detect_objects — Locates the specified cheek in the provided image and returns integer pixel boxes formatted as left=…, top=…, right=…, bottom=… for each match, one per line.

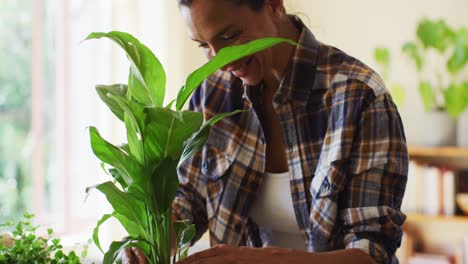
left=255, top=51, right=272, bottom=71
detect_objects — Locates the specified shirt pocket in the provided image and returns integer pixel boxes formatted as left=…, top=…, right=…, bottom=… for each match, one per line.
left=311, top=165, right=346, bottom=199
left=201, top=146, right=234, bottom=181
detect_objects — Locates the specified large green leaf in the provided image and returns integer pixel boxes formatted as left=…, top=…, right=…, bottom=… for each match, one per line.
left=114, top=212, right=147, bottom=239
left=128, top=240, right=151, bottom=259
left=448, top=28, right=468, bottom=75
left=103, top=237, right=150, bottom=264
left=171, top=220, right=194, bottom=261
left=109, top=95, right=147, bottom=164
left=417, top=19, right=454, bottom=52
left=126, top=178, right=150, bottom=203
left=103, top=239, right=132, bottom=264
left=402, top=42, right=423, bottom=71
left=144, top=107, right=203, bottom=162
left=108, top=168, right=128, bottom=190
left=165, top=99, right=176, bottom=109
left=179, top=224, right=195, bottom=249
left=96, top=84, right=128, bottom=121
left=86, top=31, right=166, bottom=107
left=89, top=127, right=142, bottom=185
left=151, top=158, right=180, bottom=214
left=179, top=110, right=245, bottom=165
left=86, top=181, right=148, bottom=238
left=444, top=83, right=468, bottom=119
left=93, top=213, right=113, bottom=253
left=176, top=37, right=297, bottom=110
left=419, top=81, right=437, bottom=112
left=103, top=237, right=151, bottom=264
left=173, top=220, right=191, bottom=241
left=170, top=220, right=195, bottom=262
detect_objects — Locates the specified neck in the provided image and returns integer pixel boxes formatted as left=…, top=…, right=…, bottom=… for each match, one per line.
left=264, top=16, right=300, bottom=95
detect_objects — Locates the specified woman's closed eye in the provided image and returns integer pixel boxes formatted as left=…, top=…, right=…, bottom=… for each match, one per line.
left=220, top=31, right=240, bottom=43
left=195, top=31, right=241, bottom=50
left=198, top=42, right=209, bottom=48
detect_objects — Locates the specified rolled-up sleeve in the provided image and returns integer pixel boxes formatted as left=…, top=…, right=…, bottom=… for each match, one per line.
left=340, top=93, right=408, bottom=264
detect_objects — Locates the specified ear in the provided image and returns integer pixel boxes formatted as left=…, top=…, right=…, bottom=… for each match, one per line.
left=265, top=0, right=285, bottom=16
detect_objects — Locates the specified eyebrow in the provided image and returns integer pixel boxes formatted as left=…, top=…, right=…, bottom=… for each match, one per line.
left=192, top=24, right=236, bottom=44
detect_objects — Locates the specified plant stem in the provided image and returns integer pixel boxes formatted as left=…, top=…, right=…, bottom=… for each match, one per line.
left=145, top=202, right=158, bottom=264
left=166, top=209, right=172, bottom=264
left=163, top=209, right=172, bottom=264
left=158, top=218, right=168, bottom=264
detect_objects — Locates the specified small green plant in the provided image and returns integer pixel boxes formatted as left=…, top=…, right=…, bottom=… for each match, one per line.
left=0, top=213, right=84, bottom=263
left=85, top=31, right=295, bottom=264
left=402, top=18, right=468, bottom=118
left=373, top=47, right=406, bottom=108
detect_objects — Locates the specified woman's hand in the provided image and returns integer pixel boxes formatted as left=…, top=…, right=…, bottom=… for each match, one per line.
left=176, top=244, right=310, bottom=264
left=175, top=245, right=376, bottom=264
left=122, top=247, right=147, bottom=264
left=1, top=233, right=14, bottom=248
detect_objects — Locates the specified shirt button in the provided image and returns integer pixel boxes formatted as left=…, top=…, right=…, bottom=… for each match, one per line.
left=202, top=162, right=208, bottom=172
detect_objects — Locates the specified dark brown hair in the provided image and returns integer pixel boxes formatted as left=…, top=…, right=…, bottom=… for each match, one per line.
left=178, top=0, right=266, bottom=12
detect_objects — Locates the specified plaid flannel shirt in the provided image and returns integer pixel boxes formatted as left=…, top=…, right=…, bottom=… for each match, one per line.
left=173, top=16, right=408, bottom=264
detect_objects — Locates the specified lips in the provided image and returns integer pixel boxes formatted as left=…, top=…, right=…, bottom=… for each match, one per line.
left=228, top=56, right=253, bottom=78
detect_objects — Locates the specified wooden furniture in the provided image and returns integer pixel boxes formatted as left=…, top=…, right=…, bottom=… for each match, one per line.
left=408, top=146, right=468, bottom=170
left=400, top=146, right=468, bottom=263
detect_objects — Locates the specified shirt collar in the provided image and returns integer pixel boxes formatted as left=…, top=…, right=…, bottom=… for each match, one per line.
left=276, top=15, right=323, bottom=105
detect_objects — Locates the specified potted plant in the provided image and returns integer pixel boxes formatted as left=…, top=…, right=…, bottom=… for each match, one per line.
left=401, top=18, right=468, bottom=146
left=85, top=31, right=295, bottom=264
left=373, top=47, right=405, bottom=109
left=0, top=213, right=86, bottom=263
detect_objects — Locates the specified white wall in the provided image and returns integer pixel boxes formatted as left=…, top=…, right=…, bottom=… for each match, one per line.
left=134, top=0, right=468, bottom=145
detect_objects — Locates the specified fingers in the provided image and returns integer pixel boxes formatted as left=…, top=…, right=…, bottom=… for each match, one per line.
left=177, top=245, right=231, bottom=264
left=132, top=247, right=148, bottom=264
left=122, top=247, right=147, bottom=264
left=122, top=248, right=135, bottom=264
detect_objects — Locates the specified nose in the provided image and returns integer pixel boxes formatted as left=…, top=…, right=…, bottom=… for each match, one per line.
left=206, top=45, right=231, bottom=71
left=207, top=49, right=215, bottom=60
left=207, top=42, right=228, bottom=59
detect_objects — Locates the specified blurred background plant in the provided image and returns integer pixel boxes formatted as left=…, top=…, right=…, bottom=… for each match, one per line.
left=373, top=47, right=406, bottom=108
left=0, top=0, right=33, bottom=223
left=402, top=18, right=468, bottom=119
left=0, top=213, right=87, bottom=263
left=374, top=18, right=468, bottom=118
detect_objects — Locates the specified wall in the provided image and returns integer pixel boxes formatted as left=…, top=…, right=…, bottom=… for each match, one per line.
left=142, top=0, right=468, bottom=145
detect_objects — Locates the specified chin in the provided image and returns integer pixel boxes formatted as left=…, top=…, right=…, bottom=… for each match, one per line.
left=240, top=76, right=263, bottom=86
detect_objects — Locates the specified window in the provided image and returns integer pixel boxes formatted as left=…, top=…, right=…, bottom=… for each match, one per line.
left=0, top=0, right=35, bottom=222
left=1, top=0, right=198, bottom=259
left=0, top=0, right=111, bottom=234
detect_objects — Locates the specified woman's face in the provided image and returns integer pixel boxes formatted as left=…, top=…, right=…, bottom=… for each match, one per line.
left=181, top=0, right=280, bottom=86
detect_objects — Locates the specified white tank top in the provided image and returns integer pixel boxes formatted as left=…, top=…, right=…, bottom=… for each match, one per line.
left=249, top=172, right=306, bottom=250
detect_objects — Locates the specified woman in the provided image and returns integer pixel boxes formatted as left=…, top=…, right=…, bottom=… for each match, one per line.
left=124, top=0, right=408, bottom=263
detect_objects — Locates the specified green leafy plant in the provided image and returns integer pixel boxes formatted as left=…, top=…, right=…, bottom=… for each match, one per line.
left=373, top=47, right=406, bottom=108
left=402, top=18, right=468, bottom=118
left=0, top=213, right=85, bottom=263
left=85, top=31, right=295, bottom=264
